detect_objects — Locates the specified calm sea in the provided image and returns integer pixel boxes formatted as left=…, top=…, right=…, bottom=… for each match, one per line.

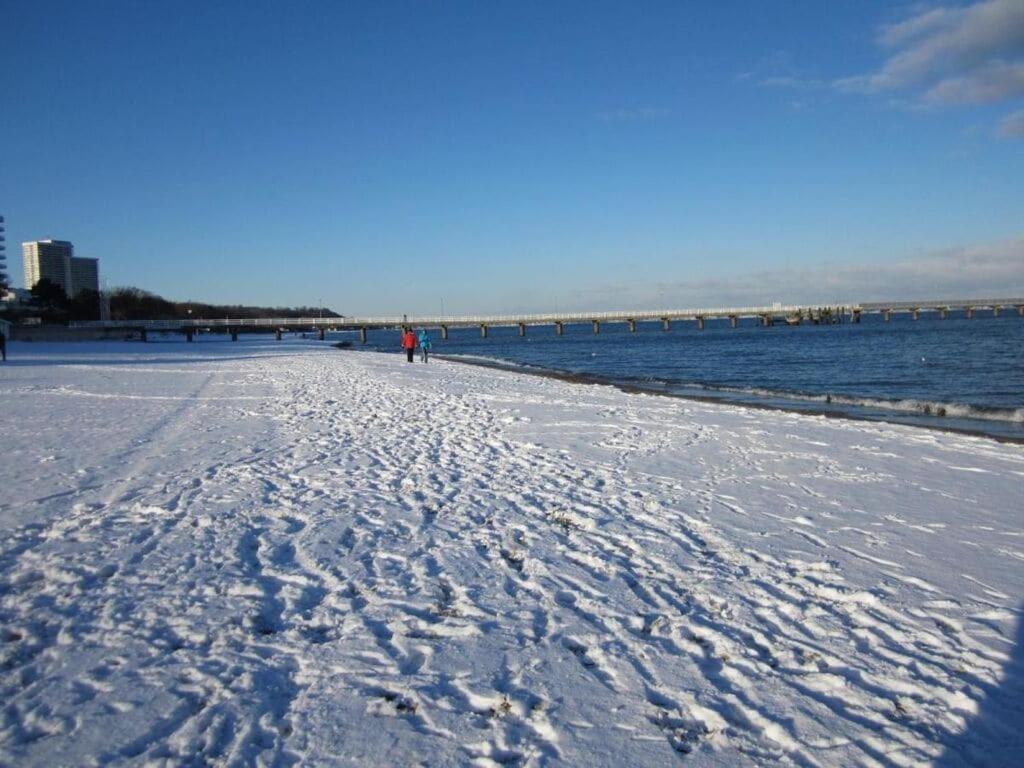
left=347, top=311, right=1024, bottom=440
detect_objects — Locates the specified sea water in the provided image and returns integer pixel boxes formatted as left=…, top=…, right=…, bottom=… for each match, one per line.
left=349, top=311, right=1024, bottom=440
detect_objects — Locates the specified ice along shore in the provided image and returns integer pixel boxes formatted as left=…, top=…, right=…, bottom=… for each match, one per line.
left=1, top=340, right=1022, bottom=766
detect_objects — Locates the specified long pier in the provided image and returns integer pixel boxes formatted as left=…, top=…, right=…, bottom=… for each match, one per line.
left=72, top=297, right=1024, bottom=342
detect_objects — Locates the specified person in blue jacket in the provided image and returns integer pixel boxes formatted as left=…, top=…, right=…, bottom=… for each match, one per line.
left=417, top=329, right=432, bottom=363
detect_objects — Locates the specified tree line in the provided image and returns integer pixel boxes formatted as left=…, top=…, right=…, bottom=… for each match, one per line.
left=2, top=279, right=341, bottom=323
left=105, top=286, right=341, bottom=321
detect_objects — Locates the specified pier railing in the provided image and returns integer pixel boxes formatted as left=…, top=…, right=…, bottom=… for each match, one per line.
left=75, top=304, right=835, bottom=330
left=68, top=297, right=1024, bottom=339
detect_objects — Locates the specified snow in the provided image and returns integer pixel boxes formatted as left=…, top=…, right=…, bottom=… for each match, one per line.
left=1, top=339, right=1022, bottom=767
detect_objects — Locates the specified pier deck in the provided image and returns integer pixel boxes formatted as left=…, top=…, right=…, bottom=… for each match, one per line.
left=68, top=297, right=1024, bottom=341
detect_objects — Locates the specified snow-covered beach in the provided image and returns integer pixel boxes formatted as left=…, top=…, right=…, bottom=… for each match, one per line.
left=1, top=340, right=1022, bottom=766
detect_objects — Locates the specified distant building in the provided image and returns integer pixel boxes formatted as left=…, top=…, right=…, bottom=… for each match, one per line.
left=0, top=215, right=7, bottom=288
left=22, top=240, right=100, bottom=297
left=23, top=240, right=74, bottom=294
left=70, top=257, right=99, bottom=295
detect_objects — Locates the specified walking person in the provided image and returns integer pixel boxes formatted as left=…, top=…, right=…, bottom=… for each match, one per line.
left=401, top=327, right=417, bottom=362
left=418, top=329, right=432, bottom=363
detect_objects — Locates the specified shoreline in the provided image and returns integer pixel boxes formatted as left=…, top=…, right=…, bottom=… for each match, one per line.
left=5, top=336, right=1021, bottom=445
left=435, top=353, right=1024, bottom=446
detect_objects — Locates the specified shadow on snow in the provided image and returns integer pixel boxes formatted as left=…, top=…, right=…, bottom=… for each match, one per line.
left=934, top=608, right=1024, bottom=766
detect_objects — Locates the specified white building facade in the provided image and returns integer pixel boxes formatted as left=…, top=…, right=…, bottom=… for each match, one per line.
left=22, top=240, right=100, bottom=297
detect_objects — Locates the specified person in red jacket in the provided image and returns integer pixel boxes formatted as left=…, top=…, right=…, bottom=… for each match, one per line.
left=401, top=328, right=417, bottom=362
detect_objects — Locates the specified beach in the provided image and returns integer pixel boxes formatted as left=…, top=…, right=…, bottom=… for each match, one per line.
left=1, top=340, right=1022, bottom=766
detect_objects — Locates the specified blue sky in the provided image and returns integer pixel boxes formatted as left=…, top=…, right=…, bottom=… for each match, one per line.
left=2, top=0, right=1022, bottom=314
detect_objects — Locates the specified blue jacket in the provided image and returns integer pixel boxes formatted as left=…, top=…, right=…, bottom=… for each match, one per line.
left=417, top=331, right=432, bottom=350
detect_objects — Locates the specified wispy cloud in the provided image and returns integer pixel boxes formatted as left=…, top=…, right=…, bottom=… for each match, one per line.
left=921, top=61, right=1024, bottom=105
left=759, top=76, right=825, bottom=90
left=598, top=107, right=671, bottom=123
left=737, top=51, right=826, bottom=93
left=571, top=237, right=1024, bottom=310
left=998, top=108, right=1024, bottom=136
left=834, top=0, right=1024, bottom=135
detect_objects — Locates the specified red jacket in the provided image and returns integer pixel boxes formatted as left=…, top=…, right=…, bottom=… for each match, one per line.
left=401, top=330, right=417, bottom=349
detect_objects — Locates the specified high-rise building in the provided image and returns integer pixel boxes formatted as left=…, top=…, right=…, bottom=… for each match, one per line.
left=22, top=240, right=100, bottom=297
left=0, top=215, right=7, bottom=289
left=69, top=257, right=100, bottom=296
left=23, top=240, right=74, bottom=294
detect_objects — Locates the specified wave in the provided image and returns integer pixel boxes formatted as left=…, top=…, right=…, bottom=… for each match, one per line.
left=444, top=353, right=561, bottom=373
left=676, top=383, right=1024, bottom=424
left=442, top=354, right=1024, bottom=425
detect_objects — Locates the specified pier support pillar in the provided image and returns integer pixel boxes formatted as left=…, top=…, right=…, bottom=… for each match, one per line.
left=661, top=317, right=671, bottom=331
left=851, top=310, right=861, bottom=324
left=883, top=310, right=891, bottom=322
left=231, top=329, right=238, bottom=341
left=992, top=306, right=1001, bottom=318
left=939, top=308, right=948, bottom=320
left=360, top=327, right=367, bottom=344
left=555, top=322, right=564, bottom=336
left=696, top=316, right=705, bottom=331
left=480, top=324, right=488, bottom=339
left=440, top=325, right=448, bottom=340
left=730, top=315, right=738, bottom=328
left=965, top=307, right=974, bottom=319
left=519, top=322, right=526, bottom=337
left=628, top=319, right=636, bottom=333
left=275, top=329, right=282, bottom=340
left=592, top=320, right=600, bottom=334
left=318, top=328, right=326, bottom=341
